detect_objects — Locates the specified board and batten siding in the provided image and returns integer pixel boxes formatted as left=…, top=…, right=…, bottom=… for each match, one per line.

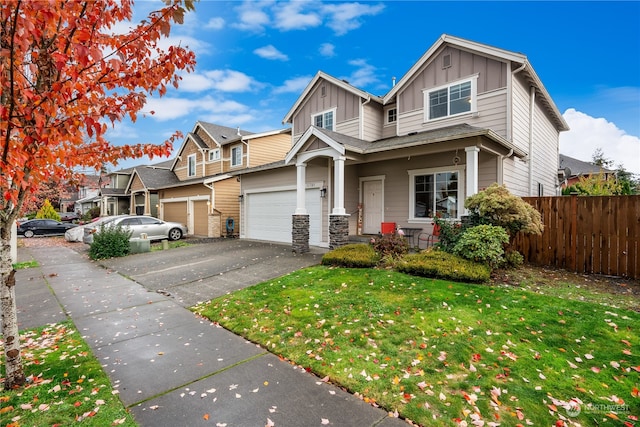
left=292, top=79, right=361, bottom=135
left=478, top=151, right=498, bottom=190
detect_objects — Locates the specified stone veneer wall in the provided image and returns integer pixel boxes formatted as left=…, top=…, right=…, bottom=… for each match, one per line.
left=209, top=211, right=221, bottom=238
left=292, top=214, right=309, bottom=253
left=329, top=214, right=349, bottom=249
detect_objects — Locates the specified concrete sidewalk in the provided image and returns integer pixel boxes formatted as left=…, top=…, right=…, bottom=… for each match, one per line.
left=12, top=245, right=407, bottom=427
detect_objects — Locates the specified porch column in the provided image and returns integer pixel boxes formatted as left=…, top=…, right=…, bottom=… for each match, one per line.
left=332, top=155, right=346, bottom=215
left=465, top=146, right=480, bottom=198
left=295, top=163, right=307, bottom=214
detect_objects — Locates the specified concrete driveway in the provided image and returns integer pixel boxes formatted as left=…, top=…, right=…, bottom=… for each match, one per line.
left=99, top=239, right=325, bottom=307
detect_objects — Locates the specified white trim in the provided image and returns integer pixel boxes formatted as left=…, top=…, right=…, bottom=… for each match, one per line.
left=407, top=166, right=465, bottom=223
left=384, top=106, right=397, bottom=125
left=208, top=148, right=220, bottom=162
left=187, top=154, right=196, bottom=177
left=423, top=75, right=478, bottom=122
left=230, top=144, right=243, bottom=167
left=311, top=107, right=337, bottom=131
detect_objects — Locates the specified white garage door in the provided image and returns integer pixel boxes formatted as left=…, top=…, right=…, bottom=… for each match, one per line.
left=246, top=188, right=321, bottom=245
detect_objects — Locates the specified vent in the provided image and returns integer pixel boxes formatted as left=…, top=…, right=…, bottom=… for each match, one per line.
left=442, top=54, right=451, bottom=69
left=321, top=85, right=326, bottom=97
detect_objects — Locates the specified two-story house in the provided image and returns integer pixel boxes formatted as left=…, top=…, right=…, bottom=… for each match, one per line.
left=156, top=121, right=292, bottom=237
left=237, top=34, right=569, bottom=251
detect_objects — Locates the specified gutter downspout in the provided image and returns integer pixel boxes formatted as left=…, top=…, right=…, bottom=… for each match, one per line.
left=203, top=180, right=215, bottom=214
left=528, top=86, right=536, bottom=196
left=360, top=96, right=371, bottom=140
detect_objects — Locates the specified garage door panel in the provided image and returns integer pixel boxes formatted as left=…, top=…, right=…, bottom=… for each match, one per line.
left=246, top=189, right=320, bottom=245
left=164, top=202, right=187, bottom=227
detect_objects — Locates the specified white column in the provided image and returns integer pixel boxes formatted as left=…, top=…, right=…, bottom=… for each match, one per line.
left=332, top=156, right=346, bottom=215
left=465, top=146, right=479, bottom=198
left=295, top=163, right=307, bottom=214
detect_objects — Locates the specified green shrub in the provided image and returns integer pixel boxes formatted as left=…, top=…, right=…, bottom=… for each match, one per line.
left=322, top=244, right=380, bottom=268
left=452, top=224, right=509, bottom=268
left=35, top=199, right=60, bottom=221
left=465, top=183, right=543, bottom=235
left=503, top=249, right=524, bottom=269
left=89, top=225, right=132, bottom=260
left=371, top=233, right=409, bottom=258
left=397, top=250, right=490, bottom=283
left=433, top=217, right=465, bottom=253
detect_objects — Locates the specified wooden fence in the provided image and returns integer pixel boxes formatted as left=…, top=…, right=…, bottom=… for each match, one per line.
left=511, top=195, right=640, bottom=279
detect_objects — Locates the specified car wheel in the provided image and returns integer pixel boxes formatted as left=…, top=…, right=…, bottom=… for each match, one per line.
left=24, top=230, right=34, bottom=238
left=168, top=228, right=182, bottom=241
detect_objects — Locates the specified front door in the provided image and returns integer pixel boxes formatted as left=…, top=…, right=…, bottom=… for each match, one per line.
left=362, top=180, right=383, bottom=234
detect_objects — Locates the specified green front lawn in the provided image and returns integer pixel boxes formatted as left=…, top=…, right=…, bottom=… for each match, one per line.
left=193, top=266, right=639, bottom=427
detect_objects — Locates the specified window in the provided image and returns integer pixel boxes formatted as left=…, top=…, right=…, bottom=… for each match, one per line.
left=312, top=109, right=335, bottom=131
left=208, top=149, right=220, bottom=161
left=408, top=168, right=462, bottom=220
left=187, top=154, right=196, bottom=177
left=231, top=145, right=242, bottom=167
left=424, top=77, right=476, bottom=121
left=386, top=108, right=397, bottom=124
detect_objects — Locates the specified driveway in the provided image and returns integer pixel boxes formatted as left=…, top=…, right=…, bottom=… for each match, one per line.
left=99, top=239, right=326, bottom=307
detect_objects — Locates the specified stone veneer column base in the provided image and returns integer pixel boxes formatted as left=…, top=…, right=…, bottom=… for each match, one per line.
left=292, top=214, right=309, bottom=254
left=209, top=212, right=221, bottom=238
left=329, top=214, right=349, bottom=250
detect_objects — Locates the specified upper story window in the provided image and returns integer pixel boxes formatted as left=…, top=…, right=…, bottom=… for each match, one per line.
left=231, top=145, right=242, bottom=167
left=386, top=107, right=397, bottom=124
left=187, top=154, right=196, bottom=177
left=312, top=109, right=335, bottom=131
left=209, top=149, right=220, bottom=161
left=408, top=167, right=463, bottom=221
left=424, top=76, right=477, bottom=121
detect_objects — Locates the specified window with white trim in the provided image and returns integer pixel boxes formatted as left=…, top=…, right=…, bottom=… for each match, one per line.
left=231, top=145, right=242, bottom=167
left=187, top=154, right=196, bottom=177
left=385, top=107, right=397, bottom=124
left=312, top=109, right=335, bottom=131
left=208, top=149, right=220, bottom=161
left=424, top=77, right=477, bottom=121
left=408, top=167, right=462, bottom=220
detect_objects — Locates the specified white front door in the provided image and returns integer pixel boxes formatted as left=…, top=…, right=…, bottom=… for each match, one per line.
left=362, top=180, right=383, bottom=234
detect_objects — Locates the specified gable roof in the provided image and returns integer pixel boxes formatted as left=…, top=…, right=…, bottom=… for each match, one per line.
left=385, top=34, right=568, bottom=132
left=282, top=71, right=383, bottom=124
left=125, top=166, right=181, bottom=193
left=559, top=154, right=614, bottom=177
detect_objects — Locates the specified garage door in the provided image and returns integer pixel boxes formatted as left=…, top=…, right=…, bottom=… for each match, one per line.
left=163, top=202, right=188, bottom=230
left=246, top=188, right=321, bottom=245
left=193, top=200, right=209, bottom=236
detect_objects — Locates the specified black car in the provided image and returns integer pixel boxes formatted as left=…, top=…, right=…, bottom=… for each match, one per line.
left=17, top=219, right=78, bottom=238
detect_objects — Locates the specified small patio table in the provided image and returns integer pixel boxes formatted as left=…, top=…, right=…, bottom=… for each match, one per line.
left=399, top=227, right=422, bottom=249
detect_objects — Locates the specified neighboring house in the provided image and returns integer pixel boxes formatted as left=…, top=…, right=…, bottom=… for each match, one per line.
left=155, top=122, right=292, bottom=237
left=558, top=153, right=616, bottom=189
left=74, top=174, right=104, bottom=214
left=237, top=34, right=569, bottom=251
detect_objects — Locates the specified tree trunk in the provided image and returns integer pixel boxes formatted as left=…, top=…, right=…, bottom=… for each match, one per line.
left=1, top=224, right=25, bottom=389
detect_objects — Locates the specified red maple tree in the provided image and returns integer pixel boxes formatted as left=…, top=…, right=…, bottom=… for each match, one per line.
left=0, top=0, right=196, bottom=388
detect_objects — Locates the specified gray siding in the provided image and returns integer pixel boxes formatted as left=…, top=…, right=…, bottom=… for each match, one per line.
left=362, top=102, right=383, bottom=141
left=292, top=79, right=361, bottom=136
left=511, top=74, right=532, bottom=154
left=336, top=118, right=360, bottom=139
left=531, top=101, right=561, bottom=195
left=478, top=151, right=498, bottom=189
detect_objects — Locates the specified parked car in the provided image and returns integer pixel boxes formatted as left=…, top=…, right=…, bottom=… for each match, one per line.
left=17, top=219, right=78, bottom=238
left=58, top=212, right=79, bottom=222
left=83, top=215, right=187, bottom=244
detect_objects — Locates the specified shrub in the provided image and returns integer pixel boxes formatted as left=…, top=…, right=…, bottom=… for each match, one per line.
left=452, top=224, right=509, bottom=269
left=433, top=217, right=465, bottom=253
left=464, top=183, right=543, bottom=235
left=322, top=244, right=380, bottom=268
left=371, top=233, right=409, bottom=258
left=35, top=199, right=60, bottom=221
left=397, top=250, right=490, bottom=283
left=89, top=225, right=132, bottom=260
left=503, top=249, right=524, bottom=269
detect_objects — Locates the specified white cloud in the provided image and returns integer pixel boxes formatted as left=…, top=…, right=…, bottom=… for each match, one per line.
left=560, top=108, right=640, bottom=175
left=254, top=45, right=288, bottom=61
left=204, top=16, right=225, bottom=30
left=232, top=1, right=271, bottom=32
left=273, top=1, right=321, bottom=31
left=321, top=2, right=385, bottom=35
left=179, top=70, right=258, bottom=93
left=143, top=96, right=249, bottom=121
left=341, top=59, right=379, bottom=87
left=319, top=43, right=335, bottom=57
left=273, top=76, right=313, bottom=94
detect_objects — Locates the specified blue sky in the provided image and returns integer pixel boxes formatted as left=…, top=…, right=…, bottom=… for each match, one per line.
left=106, top=1, right=640, bottom=174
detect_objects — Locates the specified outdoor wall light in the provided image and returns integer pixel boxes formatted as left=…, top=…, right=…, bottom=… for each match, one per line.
left=238, top=194, right=244, bottom=202
left=320, top=188, right=327, bottom=198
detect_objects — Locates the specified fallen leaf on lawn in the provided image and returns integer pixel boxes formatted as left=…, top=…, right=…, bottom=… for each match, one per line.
left=203, top=414, right=210, bottom=420
left=265, top=418, right=275, bottom=427
left=591, top=366, right=601, bottom=373
left=0, top=406, right=14, bottom=414
left=321, top=419, right=330, bottom=425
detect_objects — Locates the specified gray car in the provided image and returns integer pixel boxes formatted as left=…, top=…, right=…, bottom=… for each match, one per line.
left=83, top=215, right=187, bottom=244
